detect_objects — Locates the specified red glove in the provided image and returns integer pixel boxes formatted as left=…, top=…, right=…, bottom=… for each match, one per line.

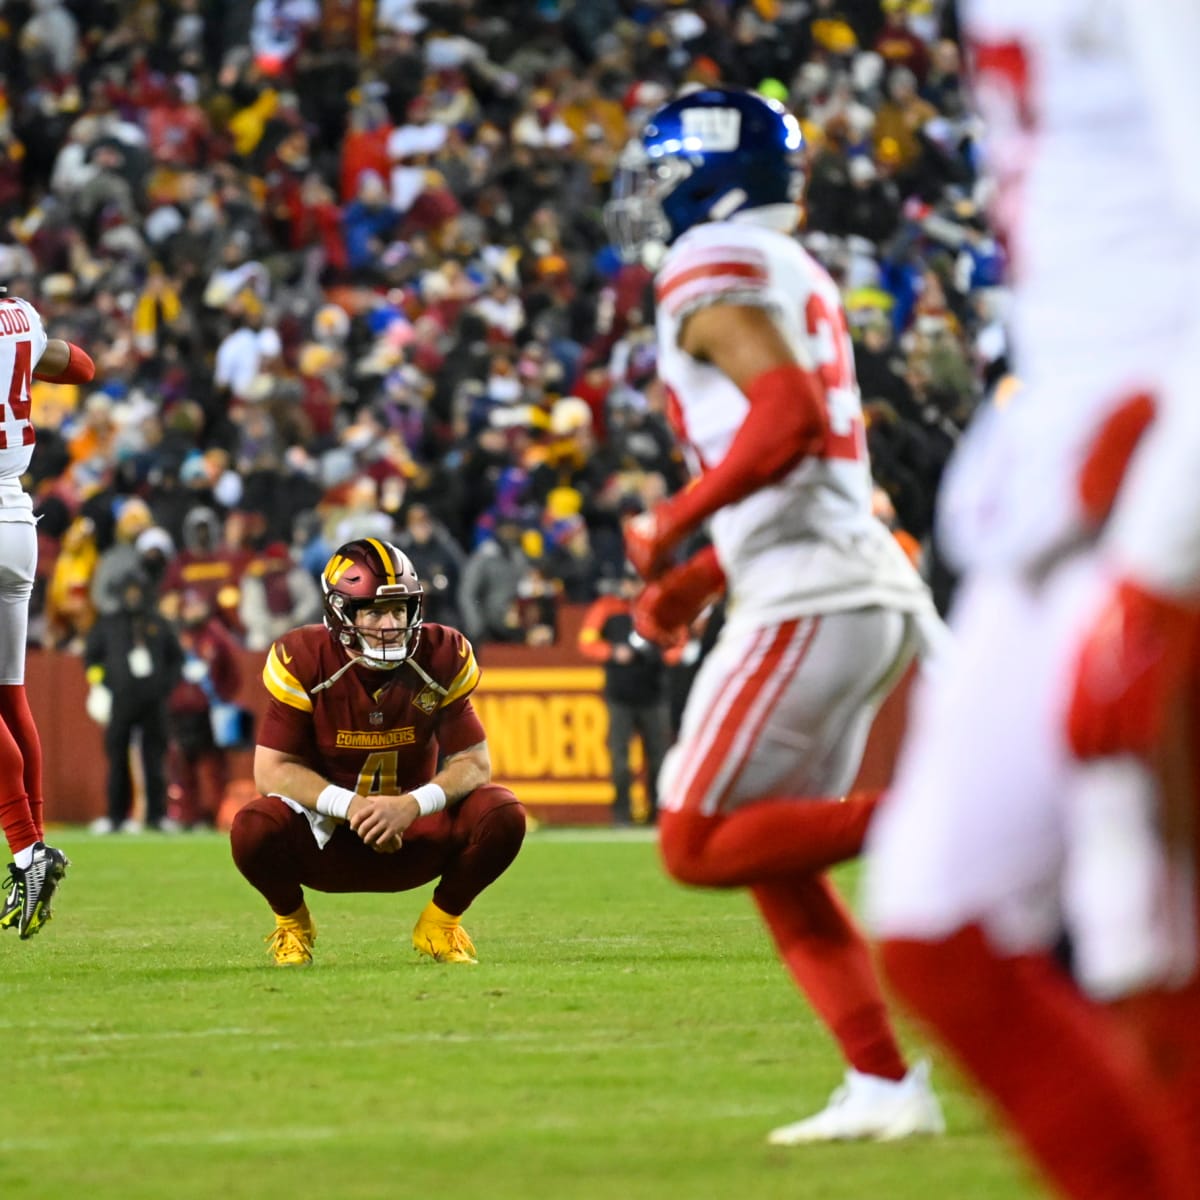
left=633, top=545, right=726, bottom=645
left=1067, top=578, right=1200, bottom=759
left=623, top=495, right=691, bottom=581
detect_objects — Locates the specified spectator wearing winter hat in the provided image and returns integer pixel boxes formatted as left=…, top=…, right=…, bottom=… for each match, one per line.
left=874, top=2, right=930, bottom=82
left=235, top=510, right=322, bottom=653
left=212, top=288, right=283, bottom=405
left=45, top=516, right=99, bottom=652
left=544, top=514, right=601, bottom=604
left=134, top=525, right=176, bottom=596
left=459, top=515, right=538, bottom=647
left=393, top=502, right=466, bottom=628
left=91, top=497, right=155, bottom=617
left=160, top=506, right=247, bottom=632
left=341, top=169, right=400, bottom=279
left=873, top=67, right=937, bottom=175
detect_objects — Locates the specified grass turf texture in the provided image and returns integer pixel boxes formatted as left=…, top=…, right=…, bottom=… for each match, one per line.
left=0, top=829, right=1041, bottom=1200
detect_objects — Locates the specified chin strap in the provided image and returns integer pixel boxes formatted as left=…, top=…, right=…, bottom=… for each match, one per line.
left=310, top=633, right=435, bottom=698
left=310, top=655, right=362, bottom=695
left=404, top=656, right=448, bottom=700
left=311, top=645, right=425, bottom=697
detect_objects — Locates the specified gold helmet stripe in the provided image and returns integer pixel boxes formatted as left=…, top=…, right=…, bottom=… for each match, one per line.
left=325, top=554, right=353, bottom=586
left=365, top=538, right=397, bottom=586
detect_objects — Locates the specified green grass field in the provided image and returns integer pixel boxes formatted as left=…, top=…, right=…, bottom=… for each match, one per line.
left=0, top=828, right=1041, bottom=1200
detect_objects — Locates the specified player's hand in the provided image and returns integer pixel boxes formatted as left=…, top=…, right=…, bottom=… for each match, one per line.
left=633, top=545, right=726, bottom=645
left=1067, top=579, right=1200, bottom=759
left=633, top=582, right=684, bottom=645
left=349, top=793, right=420, bottom=848
left=624, top=499, right=688, bottom=581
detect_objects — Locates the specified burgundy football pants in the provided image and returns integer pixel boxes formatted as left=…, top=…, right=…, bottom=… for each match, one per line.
left=230, top=785, right=526, bottom=917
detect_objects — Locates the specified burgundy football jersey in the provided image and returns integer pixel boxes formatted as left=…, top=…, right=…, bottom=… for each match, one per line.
left=259, top=621, right=484, bottom=795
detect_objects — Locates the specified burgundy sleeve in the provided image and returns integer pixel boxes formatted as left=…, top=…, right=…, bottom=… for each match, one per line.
left=436, top=699, right=486, bottom=756
left=257, top=698, right=314, bottom=758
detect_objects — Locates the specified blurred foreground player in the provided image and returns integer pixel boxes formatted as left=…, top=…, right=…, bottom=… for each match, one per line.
left=231, top=539, right=526, bottom=965
left=0, top=287, right=94, bottom=938
left=866, top=4, right=1200, bottom=1197
left=606, top=88, right=945, bottom=1143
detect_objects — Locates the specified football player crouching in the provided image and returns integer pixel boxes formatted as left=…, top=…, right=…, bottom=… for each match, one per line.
left=230, top=538, right=526, bottom=966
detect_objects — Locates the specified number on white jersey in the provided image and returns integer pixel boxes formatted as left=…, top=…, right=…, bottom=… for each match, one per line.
left=0, top=329, right=34, bottom=450
left=804, top=293, right=865, bottom=462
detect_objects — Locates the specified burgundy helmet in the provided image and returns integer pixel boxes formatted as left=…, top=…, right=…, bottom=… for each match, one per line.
left=320, top=538, right=424, bottom=667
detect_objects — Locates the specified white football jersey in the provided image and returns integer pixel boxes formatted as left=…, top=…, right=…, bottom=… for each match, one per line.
left=942, top=0, right=1200, bottom=590
left=0, top=295, right=46, bottom=499
left=654, top=219, right=931, bottom=630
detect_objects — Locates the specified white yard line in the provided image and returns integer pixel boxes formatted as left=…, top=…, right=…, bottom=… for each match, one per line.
left=0, top=1102, right=789, bottom=1154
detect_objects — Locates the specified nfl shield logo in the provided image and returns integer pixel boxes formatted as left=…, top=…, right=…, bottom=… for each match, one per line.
left=369, top=710, right=384, bottom=726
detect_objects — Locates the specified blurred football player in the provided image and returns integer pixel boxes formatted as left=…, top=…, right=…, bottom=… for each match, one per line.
left=0, top=287, right=94, bottom=938
left=866, top=4, right=1200, bottom=1197
left=231, top=538, right=526, bottom=966
left=605, top=88, right=945, bottom=1143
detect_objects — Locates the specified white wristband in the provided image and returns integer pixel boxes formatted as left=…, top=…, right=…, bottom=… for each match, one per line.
left=315, top=785, right=357, bottom=819
left=411, top=783, right=447, bottom=817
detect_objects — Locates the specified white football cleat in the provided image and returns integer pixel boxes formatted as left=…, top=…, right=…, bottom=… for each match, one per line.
left=768, top=1059, right=945, bottom=1145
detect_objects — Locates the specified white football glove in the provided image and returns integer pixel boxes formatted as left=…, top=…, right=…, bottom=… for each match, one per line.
left=86, top=683, right=113, bottom=727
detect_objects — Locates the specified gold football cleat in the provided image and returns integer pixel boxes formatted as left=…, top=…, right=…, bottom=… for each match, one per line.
left=266, top=905, right=317, bottom=967
left=412, top=900, right=477, bottom=964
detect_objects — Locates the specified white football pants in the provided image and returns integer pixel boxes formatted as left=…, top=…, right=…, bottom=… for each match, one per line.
left=660, top=606, right=920, bottom=816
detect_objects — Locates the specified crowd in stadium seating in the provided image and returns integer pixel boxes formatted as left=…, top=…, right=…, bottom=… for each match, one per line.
left=0, top=0, right=1004, bottom=653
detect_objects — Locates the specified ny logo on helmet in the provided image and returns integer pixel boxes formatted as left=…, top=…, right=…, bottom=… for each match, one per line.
left=681, top=107, right=741, bottom=151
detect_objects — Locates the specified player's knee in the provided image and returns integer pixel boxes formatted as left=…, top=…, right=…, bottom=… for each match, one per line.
left=473, top=786, right=527, bottom=851
left=229, top=796, right=291, bottom=875
left=658, top=808, right=713, bottom=886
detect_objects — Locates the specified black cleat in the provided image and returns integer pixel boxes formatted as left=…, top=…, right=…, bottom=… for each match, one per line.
left=12, top=842, right=70, bottom=939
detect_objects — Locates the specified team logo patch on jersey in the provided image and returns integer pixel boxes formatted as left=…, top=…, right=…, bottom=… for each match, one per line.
left=369, top=710, right=384, bottom=726
left=414, top=687, right=440, bottom=714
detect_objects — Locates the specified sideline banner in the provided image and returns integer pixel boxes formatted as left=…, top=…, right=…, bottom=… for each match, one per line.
left=474, top=667, right=624, bottom=815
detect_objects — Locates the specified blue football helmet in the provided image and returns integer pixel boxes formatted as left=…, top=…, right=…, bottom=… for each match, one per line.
left=605, top=87, right=804, bottom=267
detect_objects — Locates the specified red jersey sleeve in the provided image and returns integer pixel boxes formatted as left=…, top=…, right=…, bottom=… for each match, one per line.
left=423, top=625, right=486, bottom=754
left=257, top=633, right=317, bottom=756
left=438, top=699, right=486, bottom=756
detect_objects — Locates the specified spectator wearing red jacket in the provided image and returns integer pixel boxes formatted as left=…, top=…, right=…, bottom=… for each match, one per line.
left=167, top=590, right=244, bottom=829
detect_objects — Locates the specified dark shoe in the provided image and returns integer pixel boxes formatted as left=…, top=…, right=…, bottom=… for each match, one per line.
left=0, top=865, right=20, bottom=932
left=13, top=842, right=71, bottom=939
